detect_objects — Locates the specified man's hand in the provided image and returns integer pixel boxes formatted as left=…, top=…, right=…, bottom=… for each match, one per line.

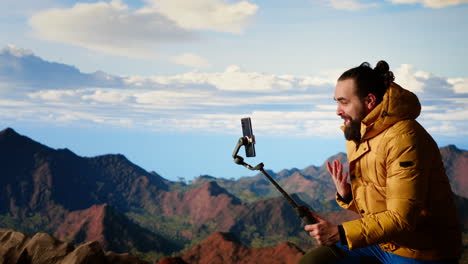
left=304, top=212, right=340, bottom=246
left=327, top=160, right=351, bottom=199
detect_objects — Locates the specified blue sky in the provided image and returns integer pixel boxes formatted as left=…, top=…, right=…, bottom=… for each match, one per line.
left=1, top=0, right=467, bottom=181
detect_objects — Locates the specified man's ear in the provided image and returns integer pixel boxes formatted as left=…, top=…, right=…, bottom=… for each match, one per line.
left=364, top=93, right=377, bottom=112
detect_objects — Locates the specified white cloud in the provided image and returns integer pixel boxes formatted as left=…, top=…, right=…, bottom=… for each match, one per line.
left=316, top=104, right=337, bottom=110
left=28, top=0, right=258, bottom=57
left=386, top=0, right=468, bottom=8
left=81, top=89, right=133, bottom=104
left=328, top=0, right=379, bottom=10
left=1, top=45, right=33, bottom=57
left=394, top=64, right=425, bottom=93
left=1, top=50, right=467, bottom=137
left=423, top=109, right=468, bottom=121
left=325, top=0, right=468, bottom=10
left=28, top=0, right=196, bottom=57
left=426, top=122, right=463, bottom=136
left=170, top=53, right=210, bottom=68
left=448, top=78, right=468, bottom=94
left=28, top=90, right=79, bottom=101
left=393, top=64, right=467, bottom=99
left=146, top=0, right=258, bottom=33
left=123, top=65, right=335, bottom=93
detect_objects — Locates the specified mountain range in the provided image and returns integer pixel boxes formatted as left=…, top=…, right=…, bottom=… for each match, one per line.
left=0, top=127, right=466, bottom=263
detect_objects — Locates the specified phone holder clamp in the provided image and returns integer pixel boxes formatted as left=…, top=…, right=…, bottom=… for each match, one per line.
left=232, top=137, right=264, bottom=171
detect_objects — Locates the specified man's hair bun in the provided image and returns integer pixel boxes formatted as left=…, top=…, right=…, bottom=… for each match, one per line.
left=374, top=60, right=394, bottom=89
left=338, top=60, right=394, bottom=104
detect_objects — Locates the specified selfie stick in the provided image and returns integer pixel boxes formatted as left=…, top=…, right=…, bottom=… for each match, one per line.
left=232, top=137, right=318, bottom=225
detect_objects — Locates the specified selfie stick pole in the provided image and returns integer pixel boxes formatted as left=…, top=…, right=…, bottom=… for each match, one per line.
left=232, top=137, right=318, bottom=225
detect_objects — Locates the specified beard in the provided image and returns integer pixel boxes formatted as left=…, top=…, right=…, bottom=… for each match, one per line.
left=344, top=119, right=362, bottom=144
left=343, top=108, right=366, bottom=144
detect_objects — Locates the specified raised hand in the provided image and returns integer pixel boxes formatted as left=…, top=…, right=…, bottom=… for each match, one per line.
left=326, top=159, right=351, bottom=199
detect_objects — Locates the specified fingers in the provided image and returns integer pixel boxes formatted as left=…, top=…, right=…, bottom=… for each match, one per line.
left=304, top=223, right=333, bottom=246
left=304, top=223, right=316, bottom=232
left=343, top=172, right=349, bottom=182
left=326, top=161, right=333, bottom=175
left=308, top=210, right=323, bottom=221
left=327, top=160, right=339, bottom=177
left=336, top=160, right=342, bottom=177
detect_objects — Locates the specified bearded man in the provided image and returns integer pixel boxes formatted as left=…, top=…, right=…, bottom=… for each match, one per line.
left=298, top=61, right=462, bottom=264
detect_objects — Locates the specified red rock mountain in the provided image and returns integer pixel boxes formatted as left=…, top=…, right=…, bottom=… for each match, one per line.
left=440, top=145, right=468, bottom=198
left=158, top=232, right=304, bottom=264
left=0, top=127, right=169, bottom=216
left=0, top=127, right=466, bottom=263
left=160, top=181, right=245, bottom=231
left=54, top=203, right=178, bottom=254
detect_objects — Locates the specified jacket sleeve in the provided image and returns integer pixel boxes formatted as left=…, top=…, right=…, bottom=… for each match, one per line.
left=335, top=191, right=358, bottom=213
left=342, top=132, right=428, bottom=249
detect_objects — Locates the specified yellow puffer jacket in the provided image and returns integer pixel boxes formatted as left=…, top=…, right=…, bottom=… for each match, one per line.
left=337, top=83, right=462, bottom=260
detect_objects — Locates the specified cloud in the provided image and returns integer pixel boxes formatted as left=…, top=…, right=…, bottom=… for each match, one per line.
left=394, top=64, right=425, bottom=93
left=448, top=78, right=468, bottom=94
left=328, top=0, right=379, bottom=10
left=170, top=53, right=210, bottom=68
left=29, top=0, right=196, bottom=57
left=146, top=0, right=258, bottom=33
left=426, top=122, right=459, bottom=136
left=393, top=64, right=468, bottom=98
left=324, top=0, right=467, bottom=10
left=28, top=0, right=257, bottom=58
left=386, top=0, right=468, bottom=8
left=124, top=65, right=335, bottom=93
left=1, top=45, right=33, bottom=57
left=1, top=47, right=467, bottom=137
left=0, top=45, right=124, bottom=90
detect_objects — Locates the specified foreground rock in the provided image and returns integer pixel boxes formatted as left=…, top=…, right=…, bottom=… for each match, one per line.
left=0, top=229, right=148, bottom=264
left=158, top=232, right=304, bottom=264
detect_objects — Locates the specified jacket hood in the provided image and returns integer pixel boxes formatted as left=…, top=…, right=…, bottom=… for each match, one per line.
left=361, top=82, right=421, bottom=140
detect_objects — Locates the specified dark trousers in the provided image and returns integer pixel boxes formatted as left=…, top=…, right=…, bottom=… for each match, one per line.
left=297, top=243, right=458, bottom=264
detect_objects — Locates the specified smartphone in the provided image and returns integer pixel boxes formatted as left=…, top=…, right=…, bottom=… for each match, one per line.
left=241, top=117, right=256, bottom=157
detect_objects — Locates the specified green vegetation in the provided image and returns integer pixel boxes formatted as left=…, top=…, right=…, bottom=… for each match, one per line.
left=125, top=211, right=192, bottom=247
left=0, top=213, right=52, bottom=236
left=129, top=248, right=166, bottom=262
left=461, top=232, right=468, bottom=264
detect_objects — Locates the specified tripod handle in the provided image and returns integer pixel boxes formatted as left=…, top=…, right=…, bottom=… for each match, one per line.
left=295, top=205, right=318, bottom=224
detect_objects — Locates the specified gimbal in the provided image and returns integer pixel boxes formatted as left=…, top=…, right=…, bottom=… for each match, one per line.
left=232, top=136, right=317, bottom=225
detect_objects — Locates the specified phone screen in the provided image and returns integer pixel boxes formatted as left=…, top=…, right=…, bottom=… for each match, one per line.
left=241, top=117, right=256, bottom=157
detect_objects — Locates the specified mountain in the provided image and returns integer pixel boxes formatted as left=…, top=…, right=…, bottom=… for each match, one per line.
left=0, top=127, right=168, bottom=216
left=230, top=195, right=307, bottom=247
left=0, top=128, right=179, bottom=256
left=0, top=228, right=148, bottom=264
left=158, top=232, right=304, bottom=264
left=54, top=204, right=179, bottom=254
left=186, top=151, right=348, bottom=209
left=230, top=194, right=359, bottom=248
left=439, top=145, right=468, bottom=198
left=0, top=127, right=466, bottom=262
left=1, top=127, right=253, bottom=254
left=160, top=181, right=244, bottom=230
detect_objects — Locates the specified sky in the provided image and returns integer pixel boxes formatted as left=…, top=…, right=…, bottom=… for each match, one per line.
left=1, top=0, right=467, bottom=182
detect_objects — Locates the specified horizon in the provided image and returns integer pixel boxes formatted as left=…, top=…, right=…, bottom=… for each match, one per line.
left=1, top=126, right=465, bottom=182
left=1, top=0, right=467, bottom=181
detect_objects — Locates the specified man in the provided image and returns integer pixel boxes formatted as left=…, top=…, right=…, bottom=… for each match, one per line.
left=298, top=61, right=461, bottom=264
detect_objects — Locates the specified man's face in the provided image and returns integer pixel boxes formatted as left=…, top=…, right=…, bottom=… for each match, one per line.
left=334, top=78, right=367, bottom=142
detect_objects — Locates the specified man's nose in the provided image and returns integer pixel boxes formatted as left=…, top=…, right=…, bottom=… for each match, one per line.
left=336, top=105, right=343, bottom=116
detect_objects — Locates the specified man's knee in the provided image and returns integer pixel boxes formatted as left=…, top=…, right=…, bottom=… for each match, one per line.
left=297, top=246, right=345, bottom=264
